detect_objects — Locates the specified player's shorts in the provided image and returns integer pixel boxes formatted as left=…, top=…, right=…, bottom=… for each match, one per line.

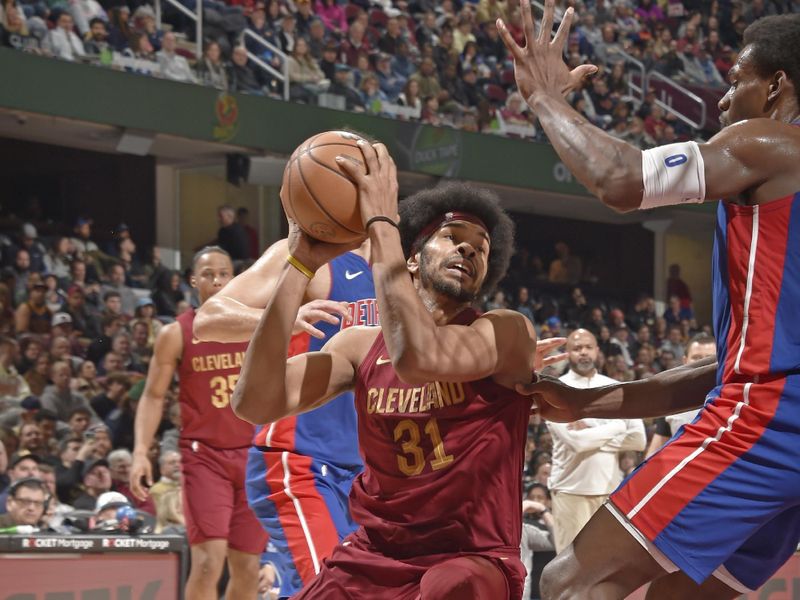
left=609, top=375, right=800, bottom=592
left=245, top=446, right=361, bottom=598
left=179, top=439, right=268, bottom=554
left=293, top=527, right=526, bottom=600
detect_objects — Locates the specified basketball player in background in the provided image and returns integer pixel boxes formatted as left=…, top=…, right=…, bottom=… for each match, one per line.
left=646, top=333, right=717, bottom=458
left=193, top=234, right=377, bottom=598
left=500, top=2, right=800, bottom=597
left=231, top=139, right=567, bottom=599
left=130, top=247, right=267, bottom=600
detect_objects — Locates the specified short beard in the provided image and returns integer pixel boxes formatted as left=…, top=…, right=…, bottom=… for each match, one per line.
left=571, top=359, right=596, bottom=377
left=419, top=246, right=477, bottom=304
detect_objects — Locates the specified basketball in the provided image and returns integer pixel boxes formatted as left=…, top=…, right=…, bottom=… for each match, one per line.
left=280, top=130, right=368, bottom=244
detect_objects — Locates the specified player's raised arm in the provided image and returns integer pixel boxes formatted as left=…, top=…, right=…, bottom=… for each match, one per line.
left=131, top=322, right=182, bottom=500
left=497, top=0, right=800, bottom=212
left=337, top=142, right=536, bottom=388
left=193, top=238, right=349, bottom=343
left=231, top=224, right=367, bottom=425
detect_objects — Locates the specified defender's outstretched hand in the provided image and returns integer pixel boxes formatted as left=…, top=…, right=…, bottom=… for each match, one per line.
left=294, top=299, right=352, bottom=339
left=517, top=375, right=582, bottom=423
left=497, top=0, right=597, bottom=103
left=534, top=337, right=567, bottom=372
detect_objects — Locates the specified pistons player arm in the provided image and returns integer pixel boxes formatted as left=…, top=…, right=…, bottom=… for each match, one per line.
left=527, top=96, right=800, bottom=212
left=527, top=356, right=717, bottom=423
left=231, top=261, right=369, bottom=424
left=131, top=322, right=181, bottom=497
left=193, top=238, right=346, bottom=343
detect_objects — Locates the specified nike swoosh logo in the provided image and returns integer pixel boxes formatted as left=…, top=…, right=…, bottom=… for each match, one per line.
left=345, top=270, right=363, bottom=280
left=376, top=357, right=391, bottom=365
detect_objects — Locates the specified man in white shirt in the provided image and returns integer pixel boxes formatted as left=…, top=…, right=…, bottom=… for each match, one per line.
left=547, top=329, right=646, bottom=552
left=646, top=333, right=717, bottom=457
left=47, top=12, right=86, bottom=61
left=156, top=32, right=197, bottom=83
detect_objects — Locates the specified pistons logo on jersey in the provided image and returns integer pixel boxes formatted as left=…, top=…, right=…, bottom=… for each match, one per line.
left=341, top=298, right=380, bottom=330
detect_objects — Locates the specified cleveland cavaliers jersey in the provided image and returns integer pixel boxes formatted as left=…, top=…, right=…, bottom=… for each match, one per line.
left=350, top=308, right=533, bottom=558
left=176, top=309, right=254, bottom=449
left=713, top=193, right=800, bottom=384
left=253, top=252, right=377, bottom=466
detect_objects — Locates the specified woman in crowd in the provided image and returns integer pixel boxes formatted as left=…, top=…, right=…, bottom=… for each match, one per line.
left=397, top=78, right=422, bottom=114
left=44, top=237, right=73, bottom=282
left=196, top=40, right=228, bottom=89
left=24, top=351, right=50, bottom=397
left=152, top=271, right=182, bottom=319
left=287, top=36, right=326, bottom=103
left=360, top=73, right=387, bottom=114
left=72, top=360, right=103, bottom=398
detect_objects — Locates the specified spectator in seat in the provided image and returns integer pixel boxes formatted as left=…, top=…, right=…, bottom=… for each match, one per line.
left=11, top=223, right=46, bottom=274
left=477, top=21, right=505, bottom=64
left=43, top=237, right=73, bottom=283
left=379, top=15, right=403, bottom=55
left=276, top=11, right=297, bottom=53
left=124, top=31, right=156, bottom=61
left=155, top=488, right=185, bottom=534
left=409, top=56, right=441, bottom=101
left=307, top=17, right=328, bottom=59
left=328, top=64, right=366, bottom=110
left=515, top=286, right=536, bottom=324
left=106, top=5, right=131, bottom=51
left=195, top=40, right=227, bottom=89
left=63, top=285, right=99, bottom=340
left=663, top=293, right=693, bottom=327
left=433, top=26, right=457, bottom=74
left=69, top=0, right=106, bottom=37
left=454, top=65, right=486, bottom=108
left=15, top=275, right=52, bottom=336
left=11, top=249, right=33, bottom=304
left=157, top=31, right=196, bottom=83
left=397, top=78, right=422, bottom=113
left=40, top=361, right=92, bottom=423
left=71, top=458, right=111, bottom=510
left=47, top=11, right=86, bottom=61
left=476, top=0, right=508, bottom=25
left=0, top=337, right=30, bottom=403
left=99, top=351, right=124, bottom=377
left=24, top=352, right=50, bottom=398
left=18, top=422, right=45, bottom=456
left=132, top=5, right=162, bottom=52
left=501, top=91, right=530, bottom=126
left=90, top=371, right=130, bottom=421
left=294, top=0, right=314, bottom=36
left=318, top=39, right=338, bottom=80
left=659, top=324, right=686, bottom=362
left=86, top=314, right=122, bottom=364
left=392, top=39, right=415, bottom=79
left=287, top=36, right=327, bottom=103
left=0, top=478, right=47, bottom=528
left=315, top=0, right=347, bottom=37
left=341, top=19, right=370, bottom=66
left=82, top=17, right=109, bottom=55
left=360, top=73, right=388, bottom=114
left=152, top=271, right=183, bottom=319
left=148, top=450, right=181, bottom=506
left=666, top=263, right=692, bottom=309
left=132, top=298, right=162, bottom=345
left=111, top=332, right=145, bottom=374
left=0, top=6, right=40, bottom=52
left=375, top=52, right=406, bottom=101
left=66, top=406, right=91, bottom=439
left=452, top=14, right=476, bottom=54
left=102, top=264, right=137, bottom=317
left=229, top=45, right=269, bottom=94
left=215, top=205, right=249, bottom=261
left=73, top=360, right=102, bottom=399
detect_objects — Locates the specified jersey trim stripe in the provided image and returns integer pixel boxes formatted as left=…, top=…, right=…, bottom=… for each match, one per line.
left=612, top=379, right=785, bottom=539
left=732, top=207, right=758, bottom=375
left=625, top=382, right=752, bottom=521
left=280, top=451, right=321, bottom=576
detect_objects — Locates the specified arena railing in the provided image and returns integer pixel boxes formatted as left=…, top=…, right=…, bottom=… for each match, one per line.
left=154, top=0, right=202, bottom=60
left=241, top=28, right=290, bottom=101
left=646, top=70, right=708, bottom=130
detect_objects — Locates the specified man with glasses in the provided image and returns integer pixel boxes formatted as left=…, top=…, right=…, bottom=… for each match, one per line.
left=0, top=478, right=47, bottom=529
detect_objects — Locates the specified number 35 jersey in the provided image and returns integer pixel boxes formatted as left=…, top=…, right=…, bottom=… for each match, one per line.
left=350, top=308, right=533, bottom=558
left=176, top=308, right=254, bottom=449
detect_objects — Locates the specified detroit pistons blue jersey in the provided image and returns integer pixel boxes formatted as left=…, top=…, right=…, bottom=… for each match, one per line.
left=252, top=251, right=377, bottom=467
left=611, top=192, right=800, bottom=591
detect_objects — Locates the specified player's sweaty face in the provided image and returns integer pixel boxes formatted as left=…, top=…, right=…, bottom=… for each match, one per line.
left=419, top=222, right=490, bottom=302
left=718, top=46, right=770, bottom=127
left=193, top=253, right=234, bottom=302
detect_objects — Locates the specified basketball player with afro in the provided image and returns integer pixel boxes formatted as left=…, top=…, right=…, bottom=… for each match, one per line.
left=231, top=141, right=564, bottom=599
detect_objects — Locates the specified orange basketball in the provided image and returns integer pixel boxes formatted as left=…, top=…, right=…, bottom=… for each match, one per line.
left=280, top=130, right=367, bottom=244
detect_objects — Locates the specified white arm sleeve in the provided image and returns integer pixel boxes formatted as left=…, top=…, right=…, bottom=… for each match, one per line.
left=641, top=141, right=706, bottom=209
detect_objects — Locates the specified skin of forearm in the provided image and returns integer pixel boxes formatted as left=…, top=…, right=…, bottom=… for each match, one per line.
left=233, top=265, right=307, bottom=424
left=133, top=395, right=165, bottom=456
left=195, top=296, right=265, bottom=343
left=579, top=358, right=717, bottom=420
left=368, top=223, right=449, bottom=383
left=531, top=94, right=643, bottom=211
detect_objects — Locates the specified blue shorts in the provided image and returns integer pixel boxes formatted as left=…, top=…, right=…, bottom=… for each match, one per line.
left=245, top=446, right=361, bottom=598
left=610, top=375, right=800, bottom=592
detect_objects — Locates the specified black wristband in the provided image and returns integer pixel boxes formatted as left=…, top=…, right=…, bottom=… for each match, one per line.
left=365, top=215, right=400, bottom=230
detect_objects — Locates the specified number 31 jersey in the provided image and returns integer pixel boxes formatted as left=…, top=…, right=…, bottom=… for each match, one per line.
left=350, top=308, right=533, bottom=558
left=176, top=308, right=254, bottom=449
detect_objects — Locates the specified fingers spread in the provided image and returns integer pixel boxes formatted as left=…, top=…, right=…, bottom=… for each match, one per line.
left=357, top=139, right=379, bottom=175
left=552, top=6, right=574, bottom=50
left=538, top=0, right=555, bottom=44
left=519, top=0, right=535, bottom=49
left=496, top=19, right=524, bottom=60
left=542, top=352, right=568, bottom=366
